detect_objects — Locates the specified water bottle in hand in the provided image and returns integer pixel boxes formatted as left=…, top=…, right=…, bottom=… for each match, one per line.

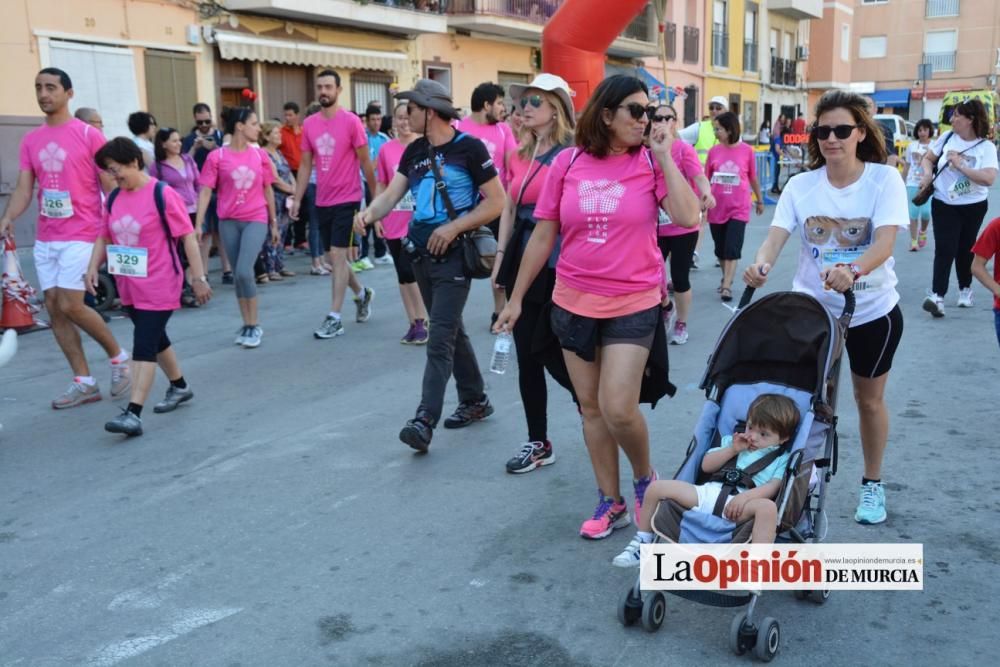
left=490, top=330, right=513, bottom=375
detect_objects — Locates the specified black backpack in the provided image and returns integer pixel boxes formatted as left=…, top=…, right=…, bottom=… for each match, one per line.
left=106, top=180, right=180, bottom=274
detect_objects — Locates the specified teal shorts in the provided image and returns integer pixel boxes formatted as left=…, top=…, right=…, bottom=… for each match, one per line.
left=906, top=185, right=931, bottom=220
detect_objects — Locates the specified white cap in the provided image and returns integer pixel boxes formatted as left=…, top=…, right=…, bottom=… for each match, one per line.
left=509, top=73, right=577, bottom=127
left=709, top=96, right=728, bottom=108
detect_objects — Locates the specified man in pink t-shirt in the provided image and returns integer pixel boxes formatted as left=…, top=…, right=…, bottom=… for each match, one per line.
left=0, top=68, right=132, bottom=409
left=456, top=82, right=516, bottom=329
left=290, top=69, right=377, bottom=340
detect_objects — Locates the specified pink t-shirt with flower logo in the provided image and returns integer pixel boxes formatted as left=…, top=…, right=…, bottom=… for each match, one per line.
left=658, top=139, right=703, bottom=238
left=18, top=118, right=106, bottom=243
left=455, top=118, right=517, bottom=185
left=102, top=179, right=194, bottom=311
left=199, top=146, right=274, bottom=223
left=375, top=139, right=411, bottom=240
left=301, top=108, right=367, bottom=207
left=705, top=141, right=756, bottom=224
left=533, top=147, right=668, bottom=298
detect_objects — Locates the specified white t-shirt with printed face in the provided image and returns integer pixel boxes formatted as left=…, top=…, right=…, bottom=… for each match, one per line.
left=903, top=140, right=932, bottom=187
left=929, top=133, right=999, bottom=205
left=771, top=163, right=909, bottom=327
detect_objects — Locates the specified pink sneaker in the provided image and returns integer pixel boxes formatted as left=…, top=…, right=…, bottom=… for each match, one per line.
left=918, top=231, right=928, bottom=249
left=580, top=492, right=630, bottom=540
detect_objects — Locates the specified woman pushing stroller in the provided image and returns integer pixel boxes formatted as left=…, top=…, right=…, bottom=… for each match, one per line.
left=612, top=394, right=800, bottom=567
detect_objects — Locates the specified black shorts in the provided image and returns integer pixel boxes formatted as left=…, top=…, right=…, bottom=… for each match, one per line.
left=709, top=219, right=747, bottom=260
left=551, top=303, right=660, bottom=359
left=316, top=202, right=360, bottom=251
left=657, top=232, right=698, bottom=293
left=124, top=307, right=172, bottom=362
left=845, top=305, right=903, bottom=378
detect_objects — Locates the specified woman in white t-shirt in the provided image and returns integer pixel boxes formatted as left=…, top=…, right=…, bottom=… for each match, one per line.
left=918, top=99, right=999, bottom=316
left=901, top=119, right=934, bottom=251
left=743, top=89, right=908, bottom=527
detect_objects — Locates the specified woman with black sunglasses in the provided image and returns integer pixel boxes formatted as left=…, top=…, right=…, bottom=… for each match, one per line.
left=496, top=75, right=699, bottom=540
left=744, top=89, right=908, bottom=527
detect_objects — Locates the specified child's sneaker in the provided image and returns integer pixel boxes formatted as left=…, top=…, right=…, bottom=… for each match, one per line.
left=612, top=534, right=645, bottom=568
left=505, top=440, right=555, bottom=474
left=854, top=481, right=886, bottom=525
left=633, top=469, right=658, bottom=517
left=580, top=492, right=630, bottom=540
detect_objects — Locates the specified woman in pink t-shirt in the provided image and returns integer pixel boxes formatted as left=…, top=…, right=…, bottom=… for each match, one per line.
left=496, top=75, right=700, bottom=540
left=647, top=103, right=714, bottom=345
left=195, top=107, right=277, bottom=348
left=85, top=138, right=212, bottom=437
left=375, top=102, right=429, bottom=344
left=705, top=111, right=764, bottom=302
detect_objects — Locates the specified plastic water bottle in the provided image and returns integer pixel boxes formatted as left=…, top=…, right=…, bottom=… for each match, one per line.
left=490, top=330, right=513, bottom=375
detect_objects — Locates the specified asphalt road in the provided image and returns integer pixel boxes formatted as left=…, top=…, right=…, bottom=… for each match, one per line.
left=1, top=184, right=998, bottom=666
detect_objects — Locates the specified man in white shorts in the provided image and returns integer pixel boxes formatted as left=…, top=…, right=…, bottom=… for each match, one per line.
left=0, top=68, right=131, bottom=408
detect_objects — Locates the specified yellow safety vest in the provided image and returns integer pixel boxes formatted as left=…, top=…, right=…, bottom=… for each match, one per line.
left=694, top=120, right=717, bottom=165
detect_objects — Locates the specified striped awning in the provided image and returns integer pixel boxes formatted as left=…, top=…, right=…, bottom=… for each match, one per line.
left=214, top=31, right=406, bottom=72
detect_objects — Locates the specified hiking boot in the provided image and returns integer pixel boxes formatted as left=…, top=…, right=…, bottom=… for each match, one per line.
left=922, top=293, right=945, bottom=318
left=109, top=360, right=131, bottom=398
left=104, top=409, right=143, bottom=437
left=52, top=381, right=102, bottom=410
left=314, top=315, right=345, bottom=339
left=354, top=286, right=374, bottom=323
left=153, top=385, right=194, bottom=413
left=399, top=412, right=434, bottom=452
left=855, top=481, right=886, bottom=525
left=443, top=396, right=494, bottom=429
left=505, top=440, right=555, bottom=474
left=580, top=492, right=630, bottom=540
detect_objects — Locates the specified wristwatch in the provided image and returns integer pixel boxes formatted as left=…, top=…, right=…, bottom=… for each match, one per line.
left=195, top=275, right=209, bottom=285
left=848, top=263, right=864, bottom=281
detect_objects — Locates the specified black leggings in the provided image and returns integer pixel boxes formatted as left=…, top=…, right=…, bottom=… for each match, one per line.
left=930, top=198, right=988, bottom=296
left=513, top=297, right=575, bottom=442
left=657, top=232, right=698, bottom=293
left=386, top=238, right=416, bottom=284
left=125, top=307, right=172, bottom=362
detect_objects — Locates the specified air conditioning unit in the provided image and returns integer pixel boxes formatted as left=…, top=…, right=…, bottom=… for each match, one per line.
left=795, top=45, right=809, bottom=61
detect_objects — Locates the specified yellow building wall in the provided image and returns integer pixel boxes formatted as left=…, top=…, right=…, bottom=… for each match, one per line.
left=415, top=34, right=535, bottom=112
left=0, top=0, right=200, bottom=117
left=703, top=0, right=760, bottom=126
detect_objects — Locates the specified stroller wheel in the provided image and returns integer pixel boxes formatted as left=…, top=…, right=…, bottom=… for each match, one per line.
left=794, top=589, right=811, bottom=601
left=814, top=588, right=831, bottom=605
left=729, top=612, right=750, bottom=656
left=617, top=585, right=642, bottom=627
left=753, top=617, right=780, bottom=662
left=641, top=591, right=666, bottom=632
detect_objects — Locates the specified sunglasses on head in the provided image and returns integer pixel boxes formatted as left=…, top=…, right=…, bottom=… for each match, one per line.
left=519, top=94, right=544, bottom=110
left=616, top=102, right=648, bottom=121
left=813, top=124, right=860, bottom=140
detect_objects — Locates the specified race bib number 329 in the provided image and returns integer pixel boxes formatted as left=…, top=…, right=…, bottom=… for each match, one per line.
left=106, top=245, right=148, bottom=278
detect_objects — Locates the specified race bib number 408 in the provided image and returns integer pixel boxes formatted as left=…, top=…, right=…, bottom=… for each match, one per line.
left=107, top=245, right=148, bottom=278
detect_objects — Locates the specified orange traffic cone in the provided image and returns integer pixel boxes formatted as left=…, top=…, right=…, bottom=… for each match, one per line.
left=1, top=236, right=37, bottom=331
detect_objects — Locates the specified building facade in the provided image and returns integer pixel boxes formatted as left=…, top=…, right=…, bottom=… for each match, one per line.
left=760, top=1, right=821, bottom=129
left=703, top=0, right=763, bottom=139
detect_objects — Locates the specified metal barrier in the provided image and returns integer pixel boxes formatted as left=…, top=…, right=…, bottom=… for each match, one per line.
left=755, top=150, right=778, bottom=205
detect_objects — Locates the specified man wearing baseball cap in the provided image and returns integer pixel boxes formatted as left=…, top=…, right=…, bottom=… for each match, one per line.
left=354, top=79, right=506, bottom=453
left=679, top=95, right=730, bottom=165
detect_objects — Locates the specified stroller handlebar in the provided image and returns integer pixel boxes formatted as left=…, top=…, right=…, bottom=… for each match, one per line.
left=738, top=286, right=856, bottom=326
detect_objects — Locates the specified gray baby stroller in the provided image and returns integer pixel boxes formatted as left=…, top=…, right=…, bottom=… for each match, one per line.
left=616, top=288, right=854, bottom=661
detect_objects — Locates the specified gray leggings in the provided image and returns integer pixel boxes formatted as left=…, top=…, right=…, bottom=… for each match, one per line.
left=219, top=219, right=268, bottom=299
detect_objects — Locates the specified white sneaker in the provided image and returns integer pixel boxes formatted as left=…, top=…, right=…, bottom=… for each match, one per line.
left=612, top=535, right=645, bottom=568
left=374, top=254, right=393, bottom=265
left=957, top=287, right=973, bottom=308
left=234, top=326, right=250, bottom=345
left=242, top=326, right=263, bottom=348
left=922, top=293, right=945, bottom=318
left=359, top=257, right=375, bottom=270
left=670, top=322, right=689, bottom=345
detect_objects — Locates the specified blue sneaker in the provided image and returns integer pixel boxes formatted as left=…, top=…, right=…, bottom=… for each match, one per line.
left=855, top=482, right=886, bottom=524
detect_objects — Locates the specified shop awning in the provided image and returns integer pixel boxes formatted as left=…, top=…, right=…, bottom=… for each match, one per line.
left=603, top=64, right=672, bottom=101
left=870, top=88, right=911, bottom=107
left=214, top=31, right=406, bottom=72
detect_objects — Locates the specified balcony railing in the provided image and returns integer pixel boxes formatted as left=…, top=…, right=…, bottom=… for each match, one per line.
left=683, top=26, right=700, bottom=63
left=447, top=0, right=560, bottom=23
left=744, top=40, right=758, bottom=72
left=770, top=56, right=797, bottom=86
left=362, top=0, right=446, bottom=11
left=925, top=0, right=959, bottom=17
left=924, top=51, right=956, bottom=72
left=665, top=22, right=677, bottom=60
left=621, top=3, right=653, bottom=42
left=712, top=30, right=729, bottom=67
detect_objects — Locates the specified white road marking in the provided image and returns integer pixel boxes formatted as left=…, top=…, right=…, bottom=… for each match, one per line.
left=86, top=607, right=242, bottom=666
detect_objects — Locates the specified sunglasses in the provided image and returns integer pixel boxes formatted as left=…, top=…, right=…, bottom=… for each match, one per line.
left=650, top=114, right=676, bottom=123
left=616, top=102, right=649, bottom=121
left=519, top=94, right=544, bottom=110
left=813, top=124, right=860, bottom=140
left=709, top=105, right=725, bottom=111
left=195, top=119, right=212, bottom=126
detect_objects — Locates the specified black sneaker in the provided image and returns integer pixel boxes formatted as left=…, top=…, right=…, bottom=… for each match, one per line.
left=443, top=396, right=494, bottom=429
left=399, top=414, right=433, bottom=452
left=506, top=440, right=555, bottom=474
left=222, top=271, right=234, bottom=285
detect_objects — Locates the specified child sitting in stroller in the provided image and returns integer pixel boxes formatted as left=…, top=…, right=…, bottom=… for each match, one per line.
left=613, top=394, right=800, bottom=567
